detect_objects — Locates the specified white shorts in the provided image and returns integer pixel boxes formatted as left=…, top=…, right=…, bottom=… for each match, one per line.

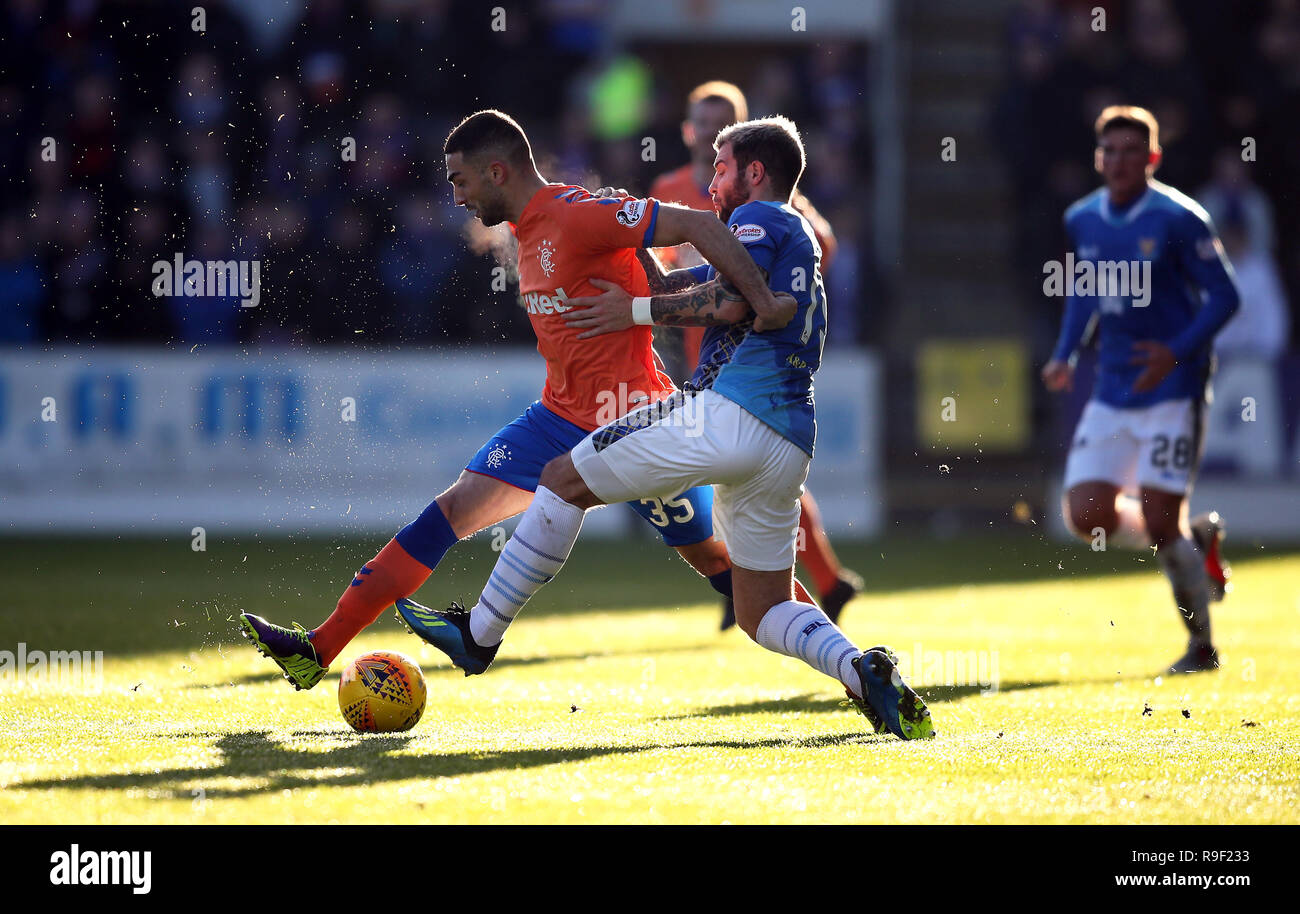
left=571, top=388, right=809, bottom=571
left=1063, top=398, right=1202, bottom=495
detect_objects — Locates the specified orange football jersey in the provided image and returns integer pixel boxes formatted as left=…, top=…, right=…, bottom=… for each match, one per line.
left=512, top=184, right=675, bottom=431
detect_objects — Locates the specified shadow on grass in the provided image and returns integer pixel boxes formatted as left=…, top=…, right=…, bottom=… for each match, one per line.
left=651, top=674, right=1163, bottom=720
left=11, top=728, right=875, bottom=802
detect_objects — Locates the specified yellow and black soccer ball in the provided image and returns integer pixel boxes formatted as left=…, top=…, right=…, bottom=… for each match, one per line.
left=337, top=650, right=426, bottom=733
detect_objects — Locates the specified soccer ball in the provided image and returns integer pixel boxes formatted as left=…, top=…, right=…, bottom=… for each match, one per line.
left=337, top=650, right=427, bottom=733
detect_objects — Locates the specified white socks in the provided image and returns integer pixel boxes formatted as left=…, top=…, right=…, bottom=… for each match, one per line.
left=469, top=486, right=585, bottom=647
left=755, top=601, right=864, bottom=697
left=1156, top=536, right=1212, bottom=646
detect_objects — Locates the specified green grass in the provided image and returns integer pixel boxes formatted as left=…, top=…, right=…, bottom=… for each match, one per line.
left=1, top=532, right=1297, bottom=824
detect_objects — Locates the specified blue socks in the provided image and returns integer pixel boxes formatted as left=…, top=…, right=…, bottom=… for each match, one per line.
left=394, top=499, right=459, bottom=570
left=707, top=568, right=733, bottom=598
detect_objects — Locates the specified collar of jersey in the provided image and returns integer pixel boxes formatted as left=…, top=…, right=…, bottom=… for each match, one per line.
left=515, top=183, right=578, bottom=228
left=1099, top=185, right=1152, bottom=225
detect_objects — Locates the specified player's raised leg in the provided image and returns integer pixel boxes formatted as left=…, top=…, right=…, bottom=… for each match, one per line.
left=396, top=452, right=600, bottom=673
left=242, top=469, right=531, bottom=689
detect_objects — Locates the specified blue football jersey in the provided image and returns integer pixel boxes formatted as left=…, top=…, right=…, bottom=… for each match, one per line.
left=682, top=200, right=825, bottom=456
left=1051, top=180, right=1240, bottom=409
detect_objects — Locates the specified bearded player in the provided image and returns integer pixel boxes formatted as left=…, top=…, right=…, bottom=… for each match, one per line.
left=239, top=109, right=802, bottom=689
left=651, top=80, right=862, bottom=629
left=1042, top=106, right=1238, bottom=674
left=397, top=116, right=934, bottom=740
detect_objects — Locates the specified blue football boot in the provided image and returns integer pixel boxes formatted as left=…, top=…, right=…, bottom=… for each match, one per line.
left=395, top=598, right=499, bottom=676
left=849, top=647, right=935, bottom=740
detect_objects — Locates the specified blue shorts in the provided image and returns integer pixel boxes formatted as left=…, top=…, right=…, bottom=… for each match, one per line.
left=466, top=400, right=715, bottom=547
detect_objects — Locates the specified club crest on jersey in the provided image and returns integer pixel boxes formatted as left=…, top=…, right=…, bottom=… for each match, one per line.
left=615, top=198, right=647, bottom=227
left=537, top=238, right=557, bottom=277
left=1138, top=237, right=1156, bottom=257
left=731, top=223, right=767, bottom=244
left=485, top=444, right=512, bottom=469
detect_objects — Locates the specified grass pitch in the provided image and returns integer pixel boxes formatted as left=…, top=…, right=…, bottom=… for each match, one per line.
left=1, top=530, right=1297, bottom=824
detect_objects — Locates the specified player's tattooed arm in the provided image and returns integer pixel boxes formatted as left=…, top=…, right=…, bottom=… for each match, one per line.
left=563, top=274, right=785, bottom=339
left=636, top=247, right=698, bottom=295
left=650, top=205, right=796, bottom=331
left=649, top=271, right=764, bottom=327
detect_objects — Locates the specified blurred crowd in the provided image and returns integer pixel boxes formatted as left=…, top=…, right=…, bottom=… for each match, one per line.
left=994, top=0, right=1299, bottom=361
left=0, top=0, right=876, bottom=348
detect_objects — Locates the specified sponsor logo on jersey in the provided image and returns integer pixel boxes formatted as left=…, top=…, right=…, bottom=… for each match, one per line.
left=521, top=287, right=572, bottom=315
left=537, top=238, right=557, bottom=277
left=615, top=198, right=647, bottom=226
left=731, top=223, right=767, bottom=244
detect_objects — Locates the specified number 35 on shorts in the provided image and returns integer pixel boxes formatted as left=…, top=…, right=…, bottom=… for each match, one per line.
left=624, top=486, right=715, bottom=547
left=638, top=495, right=696, bottom=527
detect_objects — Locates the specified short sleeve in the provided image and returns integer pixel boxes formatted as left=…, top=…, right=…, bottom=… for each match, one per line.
left=561, top=191, right=661, bottom=253
left=726, top=202, right=780, bottom=275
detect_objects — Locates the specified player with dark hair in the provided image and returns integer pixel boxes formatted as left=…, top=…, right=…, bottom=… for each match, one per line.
left=650, top=80, right=863, bottom=630
left=398, top=115, right=934, bottom=740
left=239, top=108, right=801, bottom=690
left=1042, top=105, right=1239, bottom=674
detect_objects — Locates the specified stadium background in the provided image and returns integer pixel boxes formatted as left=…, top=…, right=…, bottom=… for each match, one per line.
left=2, top=0, right=1297, bottom=539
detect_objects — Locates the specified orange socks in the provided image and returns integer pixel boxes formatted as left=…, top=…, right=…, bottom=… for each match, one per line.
left=310, top=538, right=433, bottom=666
